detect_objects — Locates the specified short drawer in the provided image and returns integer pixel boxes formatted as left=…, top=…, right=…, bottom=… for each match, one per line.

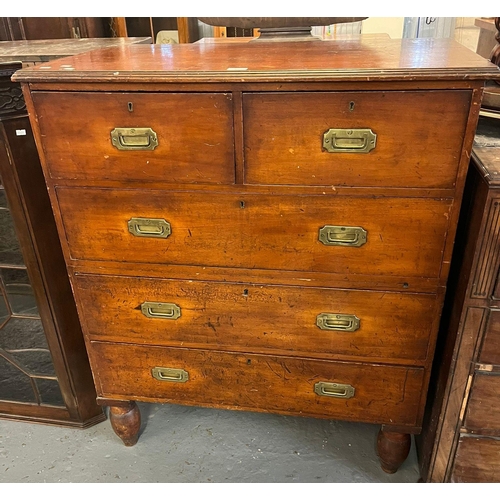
left=463, top=373, right=500, bottom=433
left=452, top=436, right=500, bottom=482
left=74, top=274, right=439, bottom=362
left=31, top=91, right=235, bottom=184
left=91, top=342, right=424, bottom=425
left=479, top=309, right=500, bottom=365
left=243, top=90, right=471, bottom=188
left=57, top=187, right=452, bottom=279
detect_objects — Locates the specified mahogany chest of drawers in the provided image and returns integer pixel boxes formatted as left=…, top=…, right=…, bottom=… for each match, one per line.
left=13, top=38, right=499, bottom=473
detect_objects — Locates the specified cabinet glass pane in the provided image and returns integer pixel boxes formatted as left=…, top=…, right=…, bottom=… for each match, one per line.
left=0, top=355, right=37, bottom=403
left=0, top=207, right=24, bottom=266
left=1, top=268, right=38, bottom=316
left=0, top=177, right=65, bottom=407
left=35, top=378, right=64, bottom=406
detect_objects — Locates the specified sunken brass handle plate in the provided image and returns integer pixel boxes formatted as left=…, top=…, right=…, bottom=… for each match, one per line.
left=141, top=301, right=181, bottom=320
left=128, top=218, right=171, bottom=239
left=111, top=127, right=158, bottom=151
left=323, top=128, right=376, bottom=153
left=152, top=367, right=189, bottom=383
left=318, top=225, right=367, bottom=247
left=316, top=313, right=360, bottom=332
left=314, top=382, right=355, bottom=399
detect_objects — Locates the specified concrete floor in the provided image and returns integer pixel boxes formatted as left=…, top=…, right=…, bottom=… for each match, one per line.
left=0, top=402, right=421, bottom=482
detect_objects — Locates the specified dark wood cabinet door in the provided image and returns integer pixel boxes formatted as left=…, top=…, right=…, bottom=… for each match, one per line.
left=0, top=17, right=110, bottom=41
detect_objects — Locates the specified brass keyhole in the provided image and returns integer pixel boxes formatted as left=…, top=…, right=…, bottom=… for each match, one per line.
left=128, top=102, right=133, bottom=112
left=349, top=101, right=355, bottom=111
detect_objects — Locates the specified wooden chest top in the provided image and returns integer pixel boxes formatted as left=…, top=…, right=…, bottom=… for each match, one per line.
left=12, top=38, right=499, bottom=84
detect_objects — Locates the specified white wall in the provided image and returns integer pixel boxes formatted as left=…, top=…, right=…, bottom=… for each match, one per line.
left=361, top=18, right=405, bottom=39
left=454, top=17, right=481, bottom=51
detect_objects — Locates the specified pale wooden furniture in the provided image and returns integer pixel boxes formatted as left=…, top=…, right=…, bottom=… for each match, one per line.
left=475, top=18, right=497, bottom=59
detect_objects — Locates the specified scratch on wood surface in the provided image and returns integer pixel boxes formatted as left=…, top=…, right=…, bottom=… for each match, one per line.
left=398, top=371, right=409, bottom=404
left=266, top=361, right=282, bottom=379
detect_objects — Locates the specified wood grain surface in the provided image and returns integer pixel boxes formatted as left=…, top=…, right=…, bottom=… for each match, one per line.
left=0, top=37, right=151, bottom=62
left=243, top=90, right=471, bottom=188
left=479, top=309, right=500, bottom=365
left=452, top=436, right=500, bottom=482
left=12, top=38, right=500, bottom=83
left=91, top=342, right=424, bottom=425
left=57, top=187, right=452, bottom=278
left=464, top=373, right=500, bottom=433
left=74, top=274, right=439, bottom=363
left=32, top=91, right=235, bottom=183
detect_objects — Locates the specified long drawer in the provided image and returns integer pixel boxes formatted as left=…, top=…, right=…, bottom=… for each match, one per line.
left=74, top=274, right=439, bottom=362
left=57, top=187, right=452, bottom=278
left=243, top=90, right=471, bottom=188
left=31, top=91, right=235, bottom=184
left=91, top=342, right=424, bottom=425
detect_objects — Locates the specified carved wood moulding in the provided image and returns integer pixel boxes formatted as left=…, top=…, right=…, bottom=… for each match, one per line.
left=0, top=63, right=25, bottom=118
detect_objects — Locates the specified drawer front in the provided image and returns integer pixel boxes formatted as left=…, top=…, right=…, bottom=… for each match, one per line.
left=464, top=373, right=500, bottom=433
left=479, top=309, right=500, bottom=365
left=243, top=91, right=471, bottom=188
left=91, top=342, right=424, bottom=425
left=74, top=274, right=438, bottom=362
left=452, top=436, right=500, bottom=482
left=58, top=188, right=452, bottom=278
left=32, top=91, right=235, bottom=183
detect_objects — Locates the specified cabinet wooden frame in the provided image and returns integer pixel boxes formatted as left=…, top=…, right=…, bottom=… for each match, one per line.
left=0, top=62, right=103, bottom=426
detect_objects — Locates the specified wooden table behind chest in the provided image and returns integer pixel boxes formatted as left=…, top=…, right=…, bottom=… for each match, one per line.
left=13, top=38, right=499, bottom=473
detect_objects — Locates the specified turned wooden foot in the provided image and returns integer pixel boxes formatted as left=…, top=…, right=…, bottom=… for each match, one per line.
left=109, top=401, right=141, bottom=446
left=377, top=428, right=411, bottom=474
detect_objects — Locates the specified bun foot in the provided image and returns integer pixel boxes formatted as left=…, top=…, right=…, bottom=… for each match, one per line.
left=109, top=401, right=141, bottom=446
left=377, top=428, right=411, bottom=474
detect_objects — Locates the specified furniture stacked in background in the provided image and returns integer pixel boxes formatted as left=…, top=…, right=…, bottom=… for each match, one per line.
left=13, top=37, right=498, bottom=471
left=475, top=18, right=498, bottom=59
left=415, top=18, right=500, bottom=482
left=0, top=17, right=110, bottom=40
left=112, top=18, right=200, bottom=44
left=0, top=17, right=199, bottom=44
left=0, top=17, right=368, bottom=46
left=0, top=37, right=149, bottom=427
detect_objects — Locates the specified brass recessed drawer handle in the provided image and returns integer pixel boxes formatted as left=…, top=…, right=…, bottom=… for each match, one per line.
left=322, top=128, right=376, bottom=153
left=318, top=225, right=367, bottom=247
left=141, top=301, right=181, bottom=320
left=316, top=313, right=360, bottom=332
left=151, top=367, right=189, bottom=383
left=128, top=217, right=171, bottom=238
left=111, top=127, right=158, bottom=150
left=314, top=382, right=355, bottom=399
